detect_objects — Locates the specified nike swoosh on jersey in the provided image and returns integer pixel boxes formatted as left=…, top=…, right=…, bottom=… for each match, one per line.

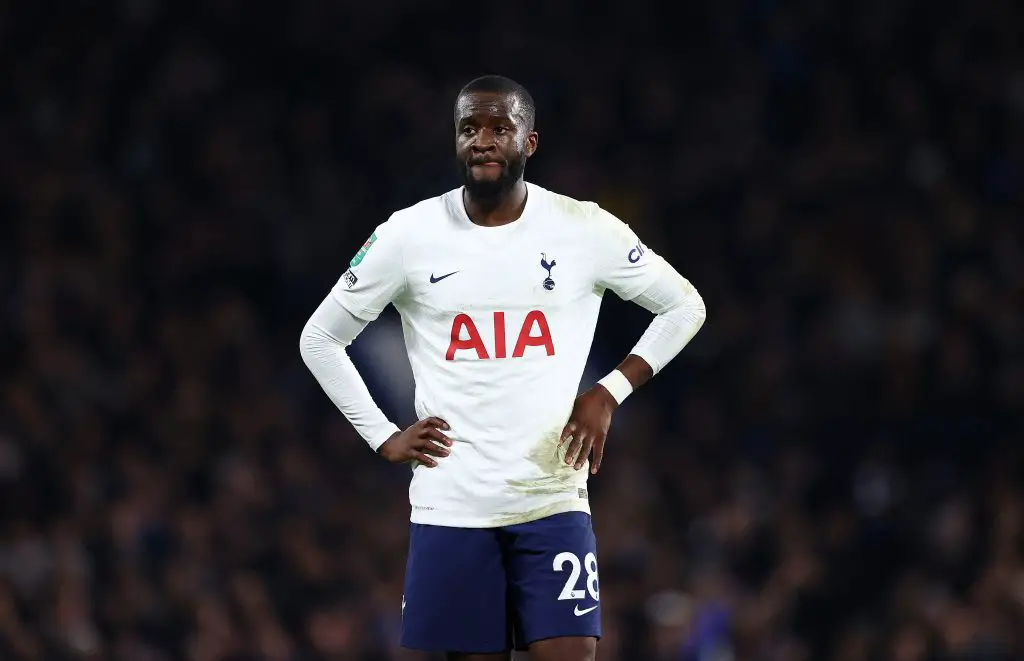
left=429, top=271, right=459, bottom=283
left=573, top=604, right=599, bottom=616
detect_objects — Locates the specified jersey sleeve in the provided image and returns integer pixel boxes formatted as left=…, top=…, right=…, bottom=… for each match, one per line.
left=330, top=217, right=406, bottom=321
left=592, top=207, right=667, bottom=301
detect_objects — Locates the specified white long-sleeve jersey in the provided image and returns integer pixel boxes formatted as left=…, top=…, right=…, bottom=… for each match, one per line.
left=300, top=183, right=705, bottom=528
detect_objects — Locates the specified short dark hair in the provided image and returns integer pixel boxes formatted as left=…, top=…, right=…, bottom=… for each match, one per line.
left=456, top=75, right=536, bottom=130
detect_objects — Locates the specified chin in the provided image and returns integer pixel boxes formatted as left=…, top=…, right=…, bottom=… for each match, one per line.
left=464, top=169, right=504, bottom=185
left=464, top=179, right=508, bottom=199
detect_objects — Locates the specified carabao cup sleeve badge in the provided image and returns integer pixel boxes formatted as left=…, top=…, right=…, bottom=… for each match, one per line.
left=350, top=232, right=377, bottom=267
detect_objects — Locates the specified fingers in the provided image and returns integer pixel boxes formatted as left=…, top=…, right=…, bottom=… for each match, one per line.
left=559, top=422, right=578, bottom=446
left=423, top=417, right=450, bottom=431
left=563, top=428, right=607, bottom=472
left=418, top=437, right=451, bottom=458
left=415, top=418, right=452, bottom=462
left=573, top=436, right=595, bottom=471
left=591, top=435, right=606, bottom=475
left=421, top=426, right=453, bottom=447
left=410, top=450, right=438, bottom=468
left=563, top=431, right=587, bottom=469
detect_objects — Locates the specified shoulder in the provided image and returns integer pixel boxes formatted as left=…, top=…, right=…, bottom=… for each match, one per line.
left=355, top=195, right=450, bottom=266
left=530, top=183, right=602, bottom=222
left=532, top=184, right=633, bottom=244
left=385, top=189, right=461, bottom=235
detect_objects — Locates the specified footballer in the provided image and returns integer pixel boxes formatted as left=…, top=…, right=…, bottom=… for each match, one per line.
left=300, top=75, right=706, bottom=661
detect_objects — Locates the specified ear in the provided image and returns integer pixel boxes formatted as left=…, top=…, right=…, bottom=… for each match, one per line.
left=525, top=131, right=539, bottom=158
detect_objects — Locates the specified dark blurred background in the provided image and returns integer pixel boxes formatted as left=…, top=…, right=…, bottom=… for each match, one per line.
left=2, top=1, right=1023, bottom=660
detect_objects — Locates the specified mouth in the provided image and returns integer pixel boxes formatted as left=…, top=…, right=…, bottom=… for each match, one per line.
left=470, top=160, right=504, bottom=169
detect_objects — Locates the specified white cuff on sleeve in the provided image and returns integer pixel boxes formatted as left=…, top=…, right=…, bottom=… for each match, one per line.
left=597, top=370, right=634, bottom=405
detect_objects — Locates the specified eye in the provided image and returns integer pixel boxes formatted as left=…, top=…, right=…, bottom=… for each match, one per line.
left=493, top=126, right=509, bottom=135
left=461, top=125, right=476, bottom=136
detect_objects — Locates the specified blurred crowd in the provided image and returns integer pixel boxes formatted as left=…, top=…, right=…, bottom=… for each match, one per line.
left=2, top=0, right=1023, bottom=659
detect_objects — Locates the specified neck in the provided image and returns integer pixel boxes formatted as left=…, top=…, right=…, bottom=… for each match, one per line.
left=463, top=180, right=528, bottom=227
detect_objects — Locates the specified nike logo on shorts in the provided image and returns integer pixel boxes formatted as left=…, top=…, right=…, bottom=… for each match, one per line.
left=573, top=604, right=598, bottom=616
left=429, top=271, right=459, bottom=283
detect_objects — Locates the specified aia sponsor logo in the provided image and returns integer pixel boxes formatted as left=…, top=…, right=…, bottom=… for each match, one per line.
left=446, top=310, right=554, bottom=360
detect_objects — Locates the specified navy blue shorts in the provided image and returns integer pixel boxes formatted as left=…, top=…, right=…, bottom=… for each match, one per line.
left=400, top=511, right=601, bottom=653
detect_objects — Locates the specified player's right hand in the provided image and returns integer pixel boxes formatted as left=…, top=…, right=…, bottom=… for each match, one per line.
left=378, top=417, right=453, bottom=467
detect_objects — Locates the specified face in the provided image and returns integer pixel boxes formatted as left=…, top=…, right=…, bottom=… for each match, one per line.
left=455, top=92, right=538, bottom=200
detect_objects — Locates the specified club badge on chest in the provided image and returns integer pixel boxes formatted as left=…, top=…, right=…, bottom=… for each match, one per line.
left=540, top=253, right=556, bottom=291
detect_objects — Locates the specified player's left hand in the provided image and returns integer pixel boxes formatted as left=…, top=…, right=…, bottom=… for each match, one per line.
left=559, top=386, right=618, bottom=474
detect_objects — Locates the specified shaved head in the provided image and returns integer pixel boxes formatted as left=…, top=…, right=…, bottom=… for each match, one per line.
left=455, top=75, right=535, bottom=130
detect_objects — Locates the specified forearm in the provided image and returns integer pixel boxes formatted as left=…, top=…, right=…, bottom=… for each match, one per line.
left=603, top=267, right=706, bottom=396
left=629, top=268, right=705, bottom=372
left=299, top=295, right=400, bottom=451
left=613, top=354, right=655, bottom=391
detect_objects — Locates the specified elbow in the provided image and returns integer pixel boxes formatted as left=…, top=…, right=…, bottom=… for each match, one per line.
left=677, top=277, right=706, bottom=334
left=300, top=319, right=353, bottom=370
left=692, top=289, right=707, bottom=331
left=299, top=297, right=365, bottom=369
left=298, top=321, right=322, bottom=369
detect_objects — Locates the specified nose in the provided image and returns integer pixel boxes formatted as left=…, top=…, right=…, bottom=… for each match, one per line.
left=470, top=129, right=497, bottom=152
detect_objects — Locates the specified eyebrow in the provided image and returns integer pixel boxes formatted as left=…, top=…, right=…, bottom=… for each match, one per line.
left=456, top=114, right=517, bottom=127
